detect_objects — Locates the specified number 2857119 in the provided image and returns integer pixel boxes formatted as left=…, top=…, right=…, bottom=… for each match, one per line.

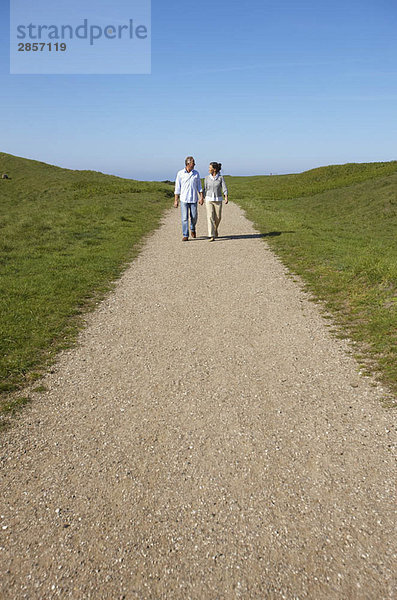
left=18, top=43, right=67, bottom=52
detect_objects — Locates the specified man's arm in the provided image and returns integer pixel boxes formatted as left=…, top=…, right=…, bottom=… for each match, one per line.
left=174, top=172, right=181, bottom=207
left=198, top=174, right=204, bottom=205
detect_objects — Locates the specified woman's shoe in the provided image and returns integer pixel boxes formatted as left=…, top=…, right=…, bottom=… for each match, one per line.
left=208, top=237, right=214, bottom=242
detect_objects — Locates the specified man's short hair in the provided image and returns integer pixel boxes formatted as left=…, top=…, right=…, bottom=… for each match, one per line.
left=185, top=156, right=194, bottom=166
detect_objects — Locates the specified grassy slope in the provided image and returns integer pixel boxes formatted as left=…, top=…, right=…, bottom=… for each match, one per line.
left=227, top=161, right=397, bottom=397
left=0, top=152, right=173, bottom=403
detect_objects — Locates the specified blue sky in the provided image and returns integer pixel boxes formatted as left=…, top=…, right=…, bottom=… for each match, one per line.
left=1, top=0, right=396, bottom=180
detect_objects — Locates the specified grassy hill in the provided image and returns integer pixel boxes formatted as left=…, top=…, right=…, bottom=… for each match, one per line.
left=0, top=152, right=173, bottom=413
left=227, top=161, right=397, bottom=399
left=227, top=161, right=397, bottom=202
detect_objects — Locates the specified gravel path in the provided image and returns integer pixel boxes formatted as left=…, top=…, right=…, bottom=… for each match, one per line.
left=1, top=203, right=396, bottom=600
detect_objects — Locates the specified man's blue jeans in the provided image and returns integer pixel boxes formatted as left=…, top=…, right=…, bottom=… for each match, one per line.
left=180, top=201, right=198, bottom=237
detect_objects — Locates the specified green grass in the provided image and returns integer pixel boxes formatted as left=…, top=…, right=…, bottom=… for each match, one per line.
left=227, top=161, right=397, bottom=396
left=0, top=152, right=173, bottom=407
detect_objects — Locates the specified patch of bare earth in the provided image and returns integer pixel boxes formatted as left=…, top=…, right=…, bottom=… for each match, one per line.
left=1, top=203, right=396, bottom=599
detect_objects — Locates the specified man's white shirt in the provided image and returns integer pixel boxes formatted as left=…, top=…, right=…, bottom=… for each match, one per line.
left=174, top=168, right=203, bottom=203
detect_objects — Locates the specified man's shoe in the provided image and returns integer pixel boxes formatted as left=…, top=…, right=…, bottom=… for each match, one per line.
left=182, top=236, right=189, bottom=241
left=208, top=237, right=214, bottom=242
left=191, top=231, right=196, bottom=238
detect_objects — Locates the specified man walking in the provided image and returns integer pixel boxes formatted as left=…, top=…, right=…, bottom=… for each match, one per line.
left=174, top=156, right=204, bottom=241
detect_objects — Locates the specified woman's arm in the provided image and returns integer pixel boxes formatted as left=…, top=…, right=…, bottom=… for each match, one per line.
left=221, top=176, right=229, bottom=203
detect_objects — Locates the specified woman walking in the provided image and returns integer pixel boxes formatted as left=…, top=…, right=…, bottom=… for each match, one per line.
left=203, top=162, right=228, bottom=241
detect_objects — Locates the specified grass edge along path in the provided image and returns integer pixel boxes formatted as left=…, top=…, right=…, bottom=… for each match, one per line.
left=0, top=152, right=174, bottom=425
left=228, top=162, right=397, bottom=402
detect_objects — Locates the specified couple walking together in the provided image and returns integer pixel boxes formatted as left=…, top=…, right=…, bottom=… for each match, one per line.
left=174, top=156, right=229, bottom=241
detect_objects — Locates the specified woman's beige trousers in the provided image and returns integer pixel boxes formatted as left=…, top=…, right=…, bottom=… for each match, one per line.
left=206, top=200, right=222, bottom=237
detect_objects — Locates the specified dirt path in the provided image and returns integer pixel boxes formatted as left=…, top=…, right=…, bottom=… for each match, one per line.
left=1, top=203, right=396, bottom=600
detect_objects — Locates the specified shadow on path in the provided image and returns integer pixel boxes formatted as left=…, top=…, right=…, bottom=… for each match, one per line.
left=217, top=231, right=295, bottom=241
left=193, top=231, right=295, bottom=242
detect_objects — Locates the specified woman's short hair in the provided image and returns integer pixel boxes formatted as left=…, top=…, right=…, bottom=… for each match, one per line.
left=210, top=161, right=222, bottom=173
